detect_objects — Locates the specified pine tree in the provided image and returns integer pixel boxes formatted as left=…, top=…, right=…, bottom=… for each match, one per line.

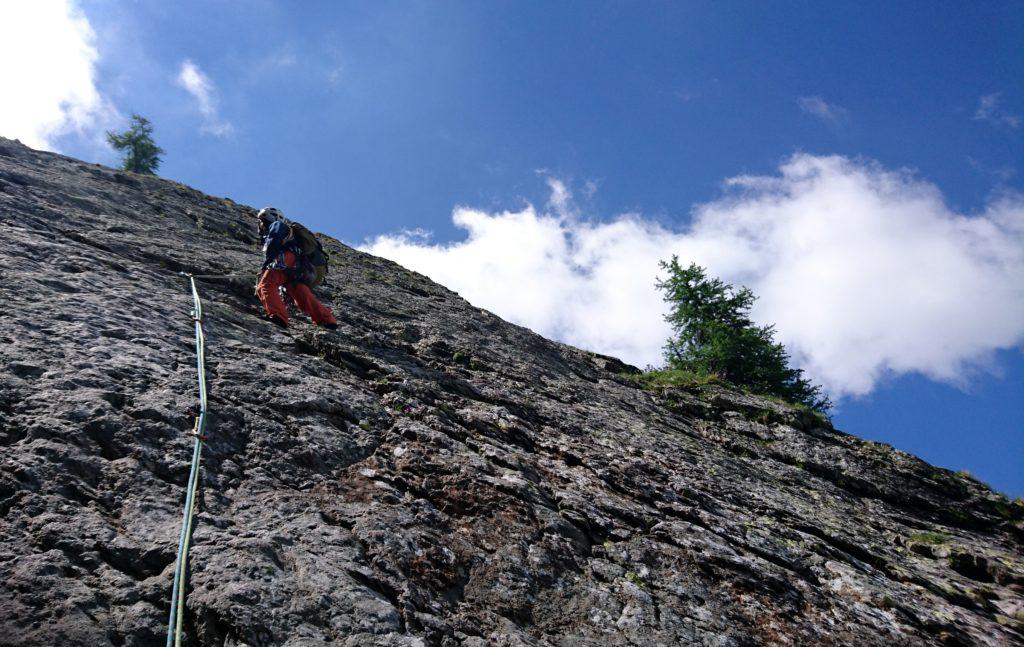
left=656, top=256, right=832, bottom=413
left=106, top=114, right=164, bottom=175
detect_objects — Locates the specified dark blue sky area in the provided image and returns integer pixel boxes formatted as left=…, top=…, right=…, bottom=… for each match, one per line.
left=83, top=1, right=1023, bottom=235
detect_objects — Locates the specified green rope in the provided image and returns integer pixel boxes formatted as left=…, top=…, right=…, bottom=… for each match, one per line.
left=166, top=273, right=210, bottom=647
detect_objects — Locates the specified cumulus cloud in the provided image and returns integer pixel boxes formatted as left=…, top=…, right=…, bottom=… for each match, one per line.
left=798, top=96, right=849, bottom=123
left=176, top=59, right=233, bottom=136
left=0, top=1, right=118, bottom=150
left=974, top=93, right=1021, bottom=130
left=363, top=155, right=1024, bottom=399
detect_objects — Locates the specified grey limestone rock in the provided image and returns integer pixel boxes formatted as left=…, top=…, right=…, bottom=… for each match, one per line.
left=0, top=137, right=1021, bottom=645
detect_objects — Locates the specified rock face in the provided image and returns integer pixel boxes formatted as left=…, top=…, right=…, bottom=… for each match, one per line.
left=0, top=137, right=1022, bottom=646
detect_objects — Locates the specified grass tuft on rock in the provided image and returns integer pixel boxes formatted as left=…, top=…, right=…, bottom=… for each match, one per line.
left=908, top=531, right=950, bottom=545
left=631, top=368, right=724, bottom=389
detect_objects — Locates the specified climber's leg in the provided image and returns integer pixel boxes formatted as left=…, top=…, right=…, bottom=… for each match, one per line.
left=287, top=282, right=337, bottom=326
left=256, top=269, right=290, bottom=326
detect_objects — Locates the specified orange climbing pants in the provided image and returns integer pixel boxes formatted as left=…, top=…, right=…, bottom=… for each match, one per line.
left=257, top=250, right=337, bottom=327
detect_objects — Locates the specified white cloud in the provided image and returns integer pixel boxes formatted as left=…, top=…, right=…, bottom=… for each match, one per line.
left=798, top=96, right=849, bottom=123
left=363, top=154, right=1024, bottom=400
left=544, top=176, right=576, bottom=218
left=0, top=1, right=118, bottom=150
left=974, top=93, right=1021, bottom=130
left=176, top=59, right=233, bottom=137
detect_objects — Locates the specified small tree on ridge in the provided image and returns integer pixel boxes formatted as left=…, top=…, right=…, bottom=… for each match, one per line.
left=106, top=114, right=164, bottom=175
left=656, top=256, right=832, bottom=413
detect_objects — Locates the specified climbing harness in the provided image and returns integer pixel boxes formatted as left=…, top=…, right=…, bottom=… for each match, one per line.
left=165, top=273, right=212, bottom=647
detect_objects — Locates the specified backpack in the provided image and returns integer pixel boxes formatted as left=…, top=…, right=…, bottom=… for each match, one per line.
left=287, top=223, right=329, bottom=288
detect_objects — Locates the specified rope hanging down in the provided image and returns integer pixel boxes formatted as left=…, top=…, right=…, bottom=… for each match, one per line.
left=166, top=273, right=211, bottom=647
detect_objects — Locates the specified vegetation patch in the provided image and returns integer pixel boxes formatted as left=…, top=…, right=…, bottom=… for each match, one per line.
left=106, top=114, right=164, bottom=175
left=624, top=571, right=647, bottom=587
left=754, top=393, right=833, bottom=427
left=629, top=370, right=834, bottom=428
left=908, top=531, right=950, bottom=545
left=655, top=257, right=832, bottom=413
left=992, top=498, right=1024, bottom=520
left=630, top=368, right=724, bottom=389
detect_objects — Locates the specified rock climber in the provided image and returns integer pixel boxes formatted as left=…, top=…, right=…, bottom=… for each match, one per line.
left=255, top=207, right=337, bottom=330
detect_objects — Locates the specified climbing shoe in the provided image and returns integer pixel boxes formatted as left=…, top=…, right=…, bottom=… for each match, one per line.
left=322, top=322, right=338, bottom=330
left=267, top=314, right=288, bottom=329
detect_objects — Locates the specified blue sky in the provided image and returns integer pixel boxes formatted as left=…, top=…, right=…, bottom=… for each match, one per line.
left=3, top=1, right=1022, bottom=495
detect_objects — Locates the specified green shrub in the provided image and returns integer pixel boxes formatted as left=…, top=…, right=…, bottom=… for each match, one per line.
left=655, top=257, right=831, bottom=413
left=106, top=114, right=164, bottom=174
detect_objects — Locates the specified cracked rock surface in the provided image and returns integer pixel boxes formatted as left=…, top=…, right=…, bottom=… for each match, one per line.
left=1, top=138, right=1022, bottom=646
